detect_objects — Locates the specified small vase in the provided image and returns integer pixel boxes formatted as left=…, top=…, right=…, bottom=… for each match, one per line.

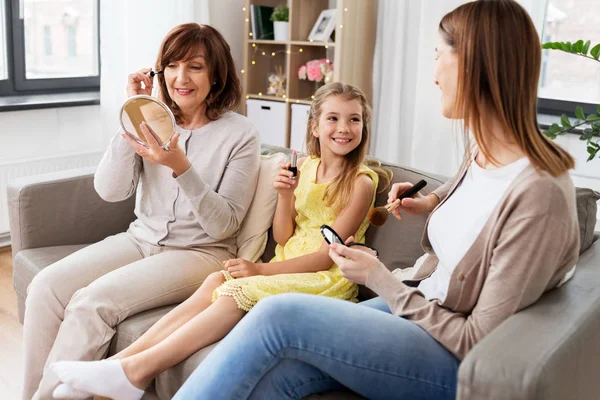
left=274, top=21, right=289, bottom=41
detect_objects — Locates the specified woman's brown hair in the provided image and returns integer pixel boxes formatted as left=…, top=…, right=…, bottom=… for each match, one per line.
left=306, top=82, right=392, bottom=213
left=439, top=0, right=574, bottom=176
left=155, top=23, right=242, bottom=123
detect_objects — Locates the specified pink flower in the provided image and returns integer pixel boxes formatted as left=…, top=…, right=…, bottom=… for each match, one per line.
left=306, top=60, right=323, bottom=82
left=298, top=65, right=307, bottom=80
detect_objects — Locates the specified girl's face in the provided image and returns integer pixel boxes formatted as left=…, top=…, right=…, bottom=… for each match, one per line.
left=313, top=95, right=363, bottom=157
left=434, top=35, right=459, bottom=119
left=164, top=50, right=212, bottom=114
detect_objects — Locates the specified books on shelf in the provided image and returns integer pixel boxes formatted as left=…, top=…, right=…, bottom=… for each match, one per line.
left=250, top=5, right=274, bottom=40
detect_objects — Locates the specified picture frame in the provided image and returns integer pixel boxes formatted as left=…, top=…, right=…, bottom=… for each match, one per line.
left=307, top=9, right=337, bottom=42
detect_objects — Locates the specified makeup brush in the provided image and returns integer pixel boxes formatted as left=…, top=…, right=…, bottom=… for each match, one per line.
left=149, top=70, right=163, bottom=77
left=368, top=180, right=428, bottom=227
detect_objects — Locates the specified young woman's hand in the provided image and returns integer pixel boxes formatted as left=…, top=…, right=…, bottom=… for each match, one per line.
left=273, top=162, right=300, bottom=197
left=224, top=258, right=263, bottom=278
left=126, top=67, right=153, bottom=97
left=122, top=122, right=191, bottom=176
left=387, top=182, right=438, bottom=220
left=328, top=239, right=382, bottom=285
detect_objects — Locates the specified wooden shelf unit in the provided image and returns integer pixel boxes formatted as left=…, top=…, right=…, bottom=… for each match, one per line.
left=241, top=0, right=378, bottom=147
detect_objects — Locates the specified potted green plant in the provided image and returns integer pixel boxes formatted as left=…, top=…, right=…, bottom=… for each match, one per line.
left=271, top=4, right=289, bottom=41
left=542, top=40, right=600, bottom=161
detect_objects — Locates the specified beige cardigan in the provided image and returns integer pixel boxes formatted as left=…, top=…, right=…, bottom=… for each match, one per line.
left=366, top=162, right=580, bottom=360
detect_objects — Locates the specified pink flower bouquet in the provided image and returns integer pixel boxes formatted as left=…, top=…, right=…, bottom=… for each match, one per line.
left=298, top=59, right=333, bottom=83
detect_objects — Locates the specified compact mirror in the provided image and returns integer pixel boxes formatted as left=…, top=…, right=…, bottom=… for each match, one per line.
left=320, top=224, right=380, bottom=258
left=119, top=95, right=176, bottom=149
left=320, top=224, right=344, bottom=246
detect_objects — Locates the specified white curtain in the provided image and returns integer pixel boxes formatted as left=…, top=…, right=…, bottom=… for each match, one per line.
left=371, top=0, right=547, bottom=177
left=99, top=0, right=210, bottom=145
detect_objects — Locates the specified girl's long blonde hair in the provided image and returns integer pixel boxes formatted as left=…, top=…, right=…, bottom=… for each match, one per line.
left=440, top=0, right=574, bottom=176
left=306, top=82, right=392, bottom=213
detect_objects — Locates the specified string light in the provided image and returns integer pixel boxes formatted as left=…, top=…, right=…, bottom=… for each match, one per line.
left=242, top=6, right=347, bottom=104
left=241, top=69, right=245, bottom=74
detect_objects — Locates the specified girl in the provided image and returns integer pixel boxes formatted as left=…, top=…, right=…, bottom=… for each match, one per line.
left=172, top=1, right=580, bottom=399
left=49, top=82, right=391, bottom=400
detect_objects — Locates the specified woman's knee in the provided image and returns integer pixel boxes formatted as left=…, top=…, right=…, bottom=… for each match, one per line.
left=26, top=264, right=70, bottom=309
left=250, top=294, right=315, bottom=326
left=64, top=285, right=120, bottom=327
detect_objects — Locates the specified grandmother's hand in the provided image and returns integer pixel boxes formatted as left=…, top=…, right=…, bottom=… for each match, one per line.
left=328, top=240, right=382, bottom=285
left=122, top=122, right=191, bottom=176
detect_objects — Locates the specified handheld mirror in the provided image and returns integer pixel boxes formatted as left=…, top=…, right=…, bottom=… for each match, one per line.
left=119, top=95, right=176, bottom=150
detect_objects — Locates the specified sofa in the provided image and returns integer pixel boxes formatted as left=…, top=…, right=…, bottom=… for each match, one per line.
left=8, top=144, right=600, bottom=400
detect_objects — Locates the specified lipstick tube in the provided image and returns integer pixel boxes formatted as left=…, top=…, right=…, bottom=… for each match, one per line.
left=288, top=150, right=298, bottom=179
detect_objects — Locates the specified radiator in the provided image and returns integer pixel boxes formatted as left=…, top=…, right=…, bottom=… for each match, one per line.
left=0, top=152, right=104, bottom=236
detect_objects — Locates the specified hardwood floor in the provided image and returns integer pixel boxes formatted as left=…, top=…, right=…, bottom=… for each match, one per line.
left=0, top=246, right=23, bottom=399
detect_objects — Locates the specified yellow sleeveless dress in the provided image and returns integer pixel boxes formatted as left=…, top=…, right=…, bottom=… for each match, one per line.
left=213, top=156, right=379, bottom=311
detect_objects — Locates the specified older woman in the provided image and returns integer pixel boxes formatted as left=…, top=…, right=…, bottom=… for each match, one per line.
left=22, top=23, right=260, bottom=400
left=173, top=1, right=579, bottom=399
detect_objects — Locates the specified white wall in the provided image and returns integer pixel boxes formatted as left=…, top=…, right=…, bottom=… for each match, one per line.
left=208, top=0, right=244, bottom=75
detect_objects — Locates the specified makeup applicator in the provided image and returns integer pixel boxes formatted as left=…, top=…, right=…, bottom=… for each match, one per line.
left=149, top=70, right=163, bottom=77
left=368, top=180, right=428, bottom=227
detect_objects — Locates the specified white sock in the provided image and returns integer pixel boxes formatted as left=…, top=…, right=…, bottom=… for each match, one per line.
left=52, top=383, right=91, bottom=399
left=50, top=360, right=144, bottom=400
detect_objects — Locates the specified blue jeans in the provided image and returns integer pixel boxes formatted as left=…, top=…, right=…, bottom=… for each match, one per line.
left=173, top=294, right=459, bottom=400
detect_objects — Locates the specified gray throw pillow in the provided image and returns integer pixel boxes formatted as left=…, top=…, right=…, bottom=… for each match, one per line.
left=576, top=187, right=600, bottom=255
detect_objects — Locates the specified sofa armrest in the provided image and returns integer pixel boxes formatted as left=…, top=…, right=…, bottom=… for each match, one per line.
left=457, top=240, right=600, bottom=400
left=8, top=167, right=136, bottom=259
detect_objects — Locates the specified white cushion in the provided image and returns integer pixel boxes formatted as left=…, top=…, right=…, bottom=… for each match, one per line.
left=236, top=153, right=286, bottom=262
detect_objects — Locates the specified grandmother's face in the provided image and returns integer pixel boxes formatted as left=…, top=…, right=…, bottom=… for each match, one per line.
left=163, top=49, right=212, bottom=114
left=434, top=34, right=459, bottom=119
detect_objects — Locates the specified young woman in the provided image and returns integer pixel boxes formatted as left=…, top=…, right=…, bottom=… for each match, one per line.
left=22, top=23, right=261, bottom=400
left=172, top=1, right=580, bottom=399
left=49, top=83, right=391, bottom=400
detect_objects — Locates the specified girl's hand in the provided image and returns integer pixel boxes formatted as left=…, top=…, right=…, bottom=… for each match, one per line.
left=328, top=241, right=382, bottom=285
left=224, top=258, right=263, bottom=278
left=273, top=162, right=300, bottom=197
left=126, top=67, right=153, bottom=97
left=122, top=122, right=191, bottom=176
left=387, top=182, right=437, bottom=220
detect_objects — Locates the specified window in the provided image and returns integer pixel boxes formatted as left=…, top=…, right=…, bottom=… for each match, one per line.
left=66, top=24, right=76, bottom=58
left=539, top=0, right=600, bottom=116
left=43, top=25, right=52, bottom=56
left=0, top=0, right=99, bottom=97
left=0, top=0, right=7, bottom=80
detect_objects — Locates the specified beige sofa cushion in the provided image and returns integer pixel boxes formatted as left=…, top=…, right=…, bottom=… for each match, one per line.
left=236, top=153, right=285, bottom=262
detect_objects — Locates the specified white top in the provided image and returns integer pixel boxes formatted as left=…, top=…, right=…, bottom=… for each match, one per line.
left=418, top=156, right=531, bottom=302
left=94, top=112, right=260, bottom=253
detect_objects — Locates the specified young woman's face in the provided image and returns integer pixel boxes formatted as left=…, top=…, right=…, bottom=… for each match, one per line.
left=164, top=49, right=212, bottom=114
left=434, top=35, right=459, bottom=119
left=313, top=95, right=363, bottom=157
